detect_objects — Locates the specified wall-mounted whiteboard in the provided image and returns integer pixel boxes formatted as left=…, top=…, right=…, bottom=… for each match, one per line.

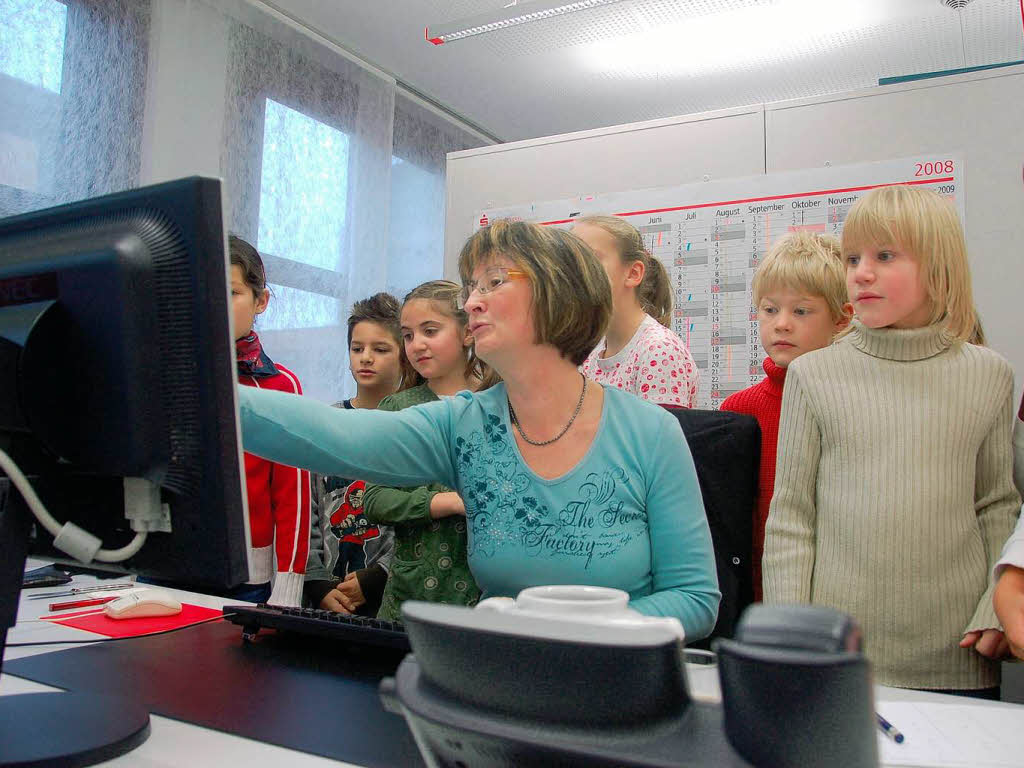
left=446, top=65, right=1024, bottom=399
left=476, top=155, right=964, bottom=409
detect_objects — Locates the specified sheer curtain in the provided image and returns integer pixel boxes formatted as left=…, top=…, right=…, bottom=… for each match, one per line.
left=219, top=1, right=397, bottom=402
left=0, top=0, right=490, bottom=404
left=0, top=0, right=150, bottom=217
left=217, top=4, right=492, bottom=401
left=387, top=92, right=485, bottom=302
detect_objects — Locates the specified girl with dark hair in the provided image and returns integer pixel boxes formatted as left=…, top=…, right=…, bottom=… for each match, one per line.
left=362, top=280, right=489, bottom=620
left=229, top=234, right=310, bottom=607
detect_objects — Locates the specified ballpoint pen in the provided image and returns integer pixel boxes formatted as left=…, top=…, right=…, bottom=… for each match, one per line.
left=28, top=583, right=135, bottom=599
left=876, top=713, right=905, bottom=744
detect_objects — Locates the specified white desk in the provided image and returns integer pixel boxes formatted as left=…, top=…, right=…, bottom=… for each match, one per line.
left=3, top=562, right=349, bottom=768
left=4, top=562, right=1021, bottom=767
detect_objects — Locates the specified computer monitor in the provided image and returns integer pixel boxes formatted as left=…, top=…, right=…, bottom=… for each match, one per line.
left=0, top=177, right=250, bottom=765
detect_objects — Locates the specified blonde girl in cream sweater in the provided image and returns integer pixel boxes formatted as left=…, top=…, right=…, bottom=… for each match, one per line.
left=763, top=185, right=1020, bottom=696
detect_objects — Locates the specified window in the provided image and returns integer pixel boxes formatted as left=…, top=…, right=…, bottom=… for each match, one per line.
left=0, top=0, right=149, bottom=217
left=0, top=0, right=67, bottom=94
left=219, top=17, right=485, bottom=402
left=257, top=98, right=349, bottom=331
left=0, top=0, right=66, bottom=198
left=387, top=155, right=446, bottom=298
left=387, top=94, right=488, bottom=299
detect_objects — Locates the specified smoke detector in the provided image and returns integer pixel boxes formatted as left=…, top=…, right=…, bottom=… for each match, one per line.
left=938, top=0, right=975, bottom=8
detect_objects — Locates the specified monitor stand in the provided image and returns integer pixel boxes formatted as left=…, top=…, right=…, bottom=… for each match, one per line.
left=0, top=477, right=151, bottom=767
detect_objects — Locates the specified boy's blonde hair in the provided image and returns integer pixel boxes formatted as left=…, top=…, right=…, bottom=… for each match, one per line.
left=841, top=185, right=975, bottom=342
left=458, top=219, right=612, bottom=366
left=752, top=231, right=848, bottom=321
left=572, top=215, right=673, bottom=327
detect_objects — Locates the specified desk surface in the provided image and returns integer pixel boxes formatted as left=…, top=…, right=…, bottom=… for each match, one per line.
left=3, top=561, right=1021, bottom=768
left=4, top=563, right=353, bottom=768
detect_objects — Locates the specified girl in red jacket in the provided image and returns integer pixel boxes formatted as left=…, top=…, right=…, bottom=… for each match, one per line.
left=230, top=235, right=310, bottom=606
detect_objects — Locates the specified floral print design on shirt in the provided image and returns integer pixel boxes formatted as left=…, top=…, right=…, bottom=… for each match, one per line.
left=454, top=416, right=644, bottom=567
left=581, top=315, right=699, bottom=407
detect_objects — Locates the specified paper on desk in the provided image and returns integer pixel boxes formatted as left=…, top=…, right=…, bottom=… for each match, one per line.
left=877, top=701, right=1024, bottom=767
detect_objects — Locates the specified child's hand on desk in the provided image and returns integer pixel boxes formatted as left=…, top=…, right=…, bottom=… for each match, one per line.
left=320, top=582, right=356, bottom=613
left=337, top=572, right=366, bottom=610
left=993, top=565, right=1024, bottom=660
left=959, top=628, right=1009, bottom=659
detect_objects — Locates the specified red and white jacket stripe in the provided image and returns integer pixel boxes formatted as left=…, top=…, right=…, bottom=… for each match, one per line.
left=238, top=363, right=311, bottom=606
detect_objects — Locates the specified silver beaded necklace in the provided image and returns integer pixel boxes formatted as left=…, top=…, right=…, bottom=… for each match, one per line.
left=508, top=374, right=588, bottom=447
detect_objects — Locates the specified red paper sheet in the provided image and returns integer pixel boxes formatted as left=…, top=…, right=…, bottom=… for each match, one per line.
left=42, top=603, right=223, bottom=638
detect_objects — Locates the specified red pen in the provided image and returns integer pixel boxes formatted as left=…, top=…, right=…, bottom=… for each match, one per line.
left=48, top=596, right=119, bottom=612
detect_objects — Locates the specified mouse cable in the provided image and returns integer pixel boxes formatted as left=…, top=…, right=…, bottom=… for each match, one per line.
left=4, top=613, right=237, bottom=647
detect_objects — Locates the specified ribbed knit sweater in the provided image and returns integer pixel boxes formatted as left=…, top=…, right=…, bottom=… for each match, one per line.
left=763, top=320, right=1021, bottom=690
left=720, top=355, right=787, bottom=601
left=1014, top=392, right=1024, bottom=496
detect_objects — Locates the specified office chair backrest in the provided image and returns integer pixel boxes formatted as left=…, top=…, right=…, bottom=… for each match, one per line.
left=664, top=408, right=760, bottom=647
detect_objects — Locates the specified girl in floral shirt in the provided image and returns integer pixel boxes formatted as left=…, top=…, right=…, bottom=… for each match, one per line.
left=574, top=216, right=699, bottom=407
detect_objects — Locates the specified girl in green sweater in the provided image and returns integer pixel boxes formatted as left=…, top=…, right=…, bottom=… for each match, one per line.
left=363, top=281, right=491, bottom=620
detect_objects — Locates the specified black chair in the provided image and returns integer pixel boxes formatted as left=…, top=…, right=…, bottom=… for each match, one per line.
left=664, top=407, right=760, bottom=648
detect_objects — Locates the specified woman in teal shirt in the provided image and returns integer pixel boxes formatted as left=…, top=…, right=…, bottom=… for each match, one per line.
left=239, top=221, right=720, bottom=639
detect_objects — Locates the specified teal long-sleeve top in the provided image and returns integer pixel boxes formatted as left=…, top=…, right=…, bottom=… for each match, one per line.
left=237, top=382, right=720, bottom=639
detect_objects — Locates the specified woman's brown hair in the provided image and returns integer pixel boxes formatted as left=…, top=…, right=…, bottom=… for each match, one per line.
left=458, top=220, right=612, bottom=366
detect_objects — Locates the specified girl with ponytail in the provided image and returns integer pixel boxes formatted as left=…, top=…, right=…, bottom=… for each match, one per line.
left=574, top=216, right=699, bottom=407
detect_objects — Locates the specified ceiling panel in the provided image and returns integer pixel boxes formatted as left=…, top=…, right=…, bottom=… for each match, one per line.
left=269, top=0, right=1024, bottom=141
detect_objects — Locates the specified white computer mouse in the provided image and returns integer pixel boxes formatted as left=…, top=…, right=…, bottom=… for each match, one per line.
left=103, top=588, right=182, bottom=619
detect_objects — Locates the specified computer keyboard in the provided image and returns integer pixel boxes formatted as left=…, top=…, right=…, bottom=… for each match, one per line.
left=224, top=604, right=411, bottom=652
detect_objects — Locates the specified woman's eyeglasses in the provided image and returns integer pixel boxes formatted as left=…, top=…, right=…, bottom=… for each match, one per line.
left=458, top=267, right=528, bottom=309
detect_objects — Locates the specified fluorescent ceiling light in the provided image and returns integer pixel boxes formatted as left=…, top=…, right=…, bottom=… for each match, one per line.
left=578, top=0, right=936, bottom=77
left=426, top=0, right=629, bottom=45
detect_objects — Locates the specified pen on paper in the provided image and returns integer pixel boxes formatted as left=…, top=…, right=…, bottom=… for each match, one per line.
left=876, top=712, right=904, bottom=744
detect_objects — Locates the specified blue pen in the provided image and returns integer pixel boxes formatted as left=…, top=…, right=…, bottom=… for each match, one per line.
left=876, top=713, right=904, bottom=744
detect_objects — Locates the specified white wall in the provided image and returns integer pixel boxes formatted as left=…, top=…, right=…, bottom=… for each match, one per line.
left=764, top=67, right=1024, bottom=401
left=139, top=0, right=229, bottom=185
left=446, top=66, right=1024, bottom=401
left=444, top=105, right=766, bottom=278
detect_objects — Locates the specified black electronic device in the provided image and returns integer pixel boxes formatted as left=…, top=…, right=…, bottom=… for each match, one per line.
left=21, top=563, right=72, bottom=589
left=225, top=603, right=411, bottom=653
left=0, top=178, right=250, bottom=767
left=381, top=601, right=879, bottom=768
left=716, top=604, right=877, bottom=768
